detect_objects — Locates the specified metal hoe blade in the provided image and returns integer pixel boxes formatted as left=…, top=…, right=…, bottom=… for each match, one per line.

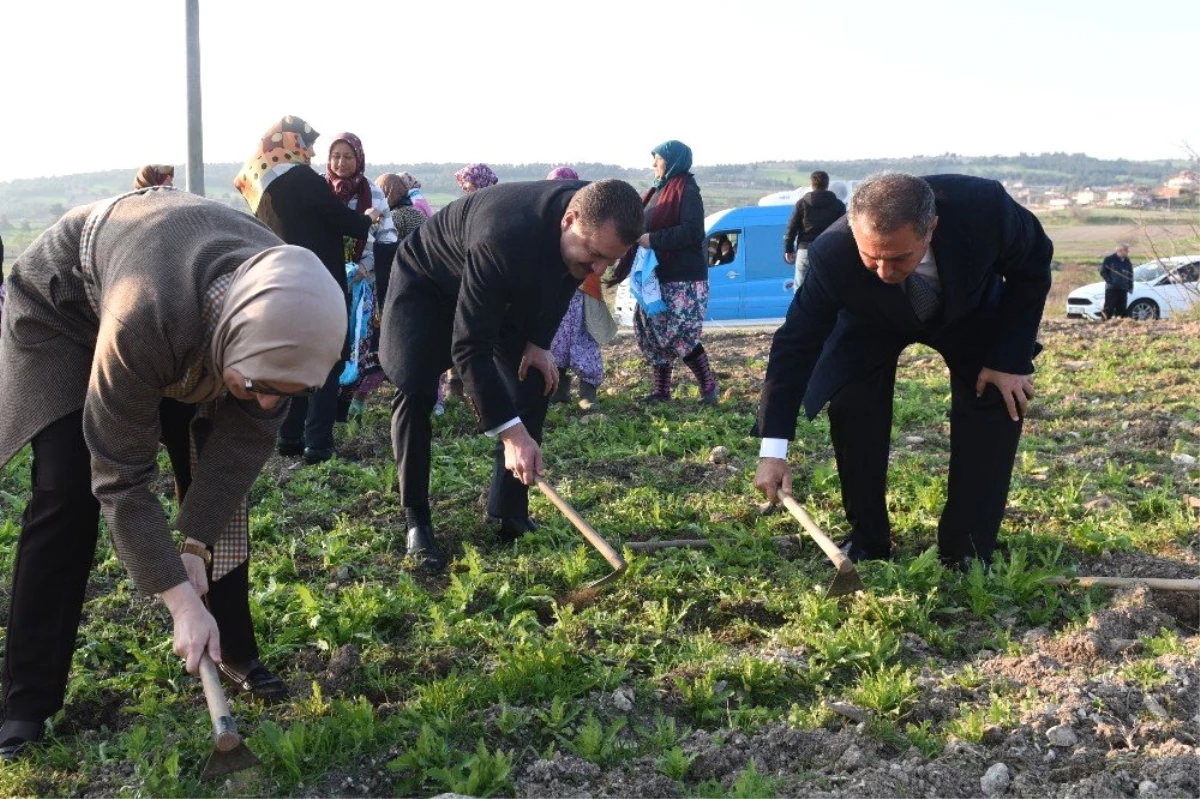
left=198, top=655, right=261, bottom=781
left=780, top=494, right=866, bottom=598
left=201, top=739, right=261, bottom=781
left=826, top=562, right=866, bottom=598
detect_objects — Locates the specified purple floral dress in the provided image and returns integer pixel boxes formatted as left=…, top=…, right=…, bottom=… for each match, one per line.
left=550, top=291, right=604, bottom=385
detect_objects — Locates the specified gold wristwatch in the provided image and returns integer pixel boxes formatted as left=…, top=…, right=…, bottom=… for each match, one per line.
left=179, top=539, right=213, bottom=566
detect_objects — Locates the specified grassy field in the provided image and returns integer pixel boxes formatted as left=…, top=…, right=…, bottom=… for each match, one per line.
left=0, top=314, right=1196, bottom=797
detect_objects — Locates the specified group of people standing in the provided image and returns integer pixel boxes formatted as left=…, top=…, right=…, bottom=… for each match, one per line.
left=0, top=123, right=1054, bottom=762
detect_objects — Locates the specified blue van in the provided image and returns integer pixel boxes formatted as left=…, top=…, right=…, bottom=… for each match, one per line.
left=615, top=205, right=800, bottom=326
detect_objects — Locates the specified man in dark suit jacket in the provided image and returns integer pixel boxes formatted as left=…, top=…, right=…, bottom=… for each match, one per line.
left=378, top=179, right=644, bottom=571
left=753, top=173, right=1052, bottom=568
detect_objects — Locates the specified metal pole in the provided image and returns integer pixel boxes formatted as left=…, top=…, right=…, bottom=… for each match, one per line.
left=185, top=0, right=205, bottom=196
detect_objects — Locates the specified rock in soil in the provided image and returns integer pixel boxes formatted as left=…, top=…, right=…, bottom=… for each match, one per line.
left=981, top=762, right=1011, bottom=796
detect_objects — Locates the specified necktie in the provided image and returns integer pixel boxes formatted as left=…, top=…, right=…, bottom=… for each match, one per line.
left=906, top=273, right=942, bottom=324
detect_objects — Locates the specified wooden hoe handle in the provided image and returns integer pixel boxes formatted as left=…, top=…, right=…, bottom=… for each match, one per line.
left=780, top=494, right=857, bottom=575
left=198, top=654, right=242, bottom=752
left=536, top=478, right=626, bottom=571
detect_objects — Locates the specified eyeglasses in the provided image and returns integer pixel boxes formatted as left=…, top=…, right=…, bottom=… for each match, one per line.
left=329, top=154, right=357, bottom=162
left=242, top=377, right=320, bottom=397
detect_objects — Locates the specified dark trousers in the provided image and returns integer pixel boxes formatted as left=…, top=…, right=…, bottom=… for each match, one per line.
left=1, top=406, right=259, bottom=723
left=2, top=411, right=100, bottom=722
left=826, top=359, right=1023, bottom=561
left=391, top=353, right=551, bottom=522
left=1102, top=288, right=1128, bottom=319
left=373, top=240, right=398, bottom=310
left=279, top=360, right=343, bottom=450
left=158, top=400, right=257, bottom=664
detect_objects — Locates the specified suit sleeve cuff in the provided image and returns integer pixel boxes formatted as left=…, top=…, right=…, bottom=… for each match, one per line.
left=485, top=417, right=522, bottom=438
left=759, top=438, right=789, bottom=459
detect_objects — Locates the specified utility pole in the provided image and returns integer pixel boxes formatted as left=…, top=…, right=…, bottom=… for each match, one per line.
left=185, top=0, right=205, bottom=196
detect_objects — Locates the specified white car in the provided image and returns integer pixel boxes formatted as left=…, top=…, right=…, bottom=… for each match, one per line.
left=1065, top=255, right=1200, bottom=320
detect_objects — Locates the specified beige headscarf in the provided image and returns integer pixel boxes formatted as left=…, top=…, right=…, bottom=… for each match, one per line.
left=375, top=173, right=409, bottom=208
left=211, top=245, right=346, bottom=390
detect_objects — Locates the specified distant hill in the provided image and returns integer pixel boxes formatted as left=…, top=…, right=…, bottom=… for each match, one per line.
left=1, top=153, right=1193, bottom=266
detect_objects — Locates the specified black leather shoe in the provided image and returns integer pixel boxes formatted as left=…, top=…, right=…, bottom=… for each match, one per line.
left=488, top=515, right=538, bottom=544
left=838, top=539, right=890, bottom=564
left=277, top=437, right=304, bottom=457
left=406, top=524, right=446, bottom=573
left=303, top=447, right=335, bottom=465
left=217, top=658, right=289, bottom=703
left=0, top=719, right=44, bottom=762
left=940, top=553, right=993, bottom=574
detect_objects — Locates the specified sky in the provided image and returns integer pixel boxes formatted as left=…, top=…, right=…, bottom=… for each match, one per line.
left=1, top=0, right=1197, bottom=183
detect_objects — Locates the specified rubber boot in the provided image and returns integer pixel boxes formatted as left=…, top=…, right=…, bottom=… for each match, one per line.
left=551, top=368, right=572, bottom=404
left=578, top=381, right=598, bottom=410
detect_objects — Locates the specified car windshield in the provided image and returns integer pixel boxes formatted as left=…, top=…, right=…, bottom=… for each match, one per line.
left=1133, top=263, right=1166, bottom=282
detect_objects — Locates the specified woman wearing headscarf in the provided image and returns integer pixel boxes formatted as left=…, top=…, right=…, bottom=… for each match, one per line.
left=545, top=167, right=618, bottom=409
left=324, top=133, right=398, bottom=421
left=375, top=172, right=428, bottom=299
left=454, top=163, right=499, bottom=194
left=400, top=172, right=434, bottom=218
left=133, top=164, right=174, bottom=188
left=608, top=140, right=716, bottom=403
left=0, top=188, right=346, bottom=759
left=234, top=117, right=382, bottom=462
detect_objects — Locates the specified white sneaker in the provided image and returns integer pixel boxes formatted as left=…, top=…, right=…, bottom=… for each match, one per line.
left=433, top=401, right=445, bottom=417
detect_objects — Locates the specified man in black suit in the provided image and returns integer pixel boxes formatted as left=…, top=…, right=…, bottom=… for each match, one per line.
left=379, top=179, right=644, bottom=571
left=753, top=173, right=1052, bottom=569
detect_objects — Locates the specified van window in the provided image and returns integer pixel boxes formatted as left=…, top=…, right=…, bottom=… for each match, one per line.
left=744, top=224, right=792, bottom=282
left=708, top=232, right=740, bottom=266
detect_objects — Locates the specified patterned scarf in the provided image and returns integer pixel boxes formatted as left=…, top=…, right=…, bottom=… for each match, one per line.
left=233, top=116, right=319, bottom=214
left=325, top=133, right=373, bottom=263
left=454, top=163, right=498, bottom=193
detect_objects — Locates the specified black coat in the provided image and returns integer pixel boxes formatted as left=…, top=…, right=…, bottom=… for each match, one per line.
left=647, top=174, right=708, bottom=282
left=784, top=189, right=846, bottom=253
left=755, top=174, right=1053, bottom=440
left=1099, top=254, right=1134, bottom=292
left=378, top=181, right=584, bottom=431
left=255, top=165, right=371, bottom=293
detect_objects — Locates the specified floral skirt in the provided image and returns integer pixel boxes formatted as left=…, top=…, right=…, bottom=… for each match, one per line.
left=550, top=292, right=604, bottom=385
left=633, top=280, right=708, bottom=368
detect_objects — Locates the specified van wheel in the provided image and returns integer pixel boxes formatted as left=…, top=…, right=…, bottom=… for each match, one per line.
left=1126, top=299, right=1159, bottom=320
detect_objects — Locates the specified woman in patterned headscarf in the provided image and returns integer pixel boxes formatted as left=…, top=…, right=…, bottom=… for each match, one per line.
left=397, top=172, right=434, bottom=218
left=234, top=117, right=382, bottom=464
left=608, top=140, right=716, bottom=404
left=545, top=167, right=617, bottom=409
left=376, top=173, right=428, bottom=243
left=454, top=163, right=499, bottom=194
left=325, top=133, right=398, bottom=423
